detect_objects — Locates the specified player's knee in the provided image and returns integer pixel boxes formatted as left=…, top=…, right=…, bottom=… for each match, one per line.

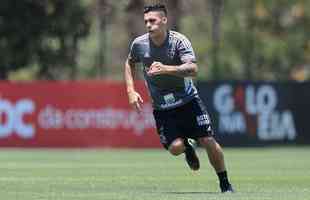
left=168, top=139, right=185, bottom=156
left=198, top=136, right=217, bottom=148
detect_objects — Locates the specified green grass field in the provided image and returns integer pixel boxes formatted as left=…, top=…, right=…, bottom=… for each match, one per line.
left=0, top=147, right=309, bottom=200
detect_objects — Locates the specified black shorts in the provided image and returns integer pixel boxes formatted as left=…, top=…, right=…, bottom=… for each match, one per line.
left=153, top=96, right=214, bottom=149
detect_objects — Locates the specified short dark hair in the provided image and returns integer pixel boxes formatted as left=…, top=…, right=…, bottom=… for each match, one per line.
left=144, top=4, right=167, bottom=16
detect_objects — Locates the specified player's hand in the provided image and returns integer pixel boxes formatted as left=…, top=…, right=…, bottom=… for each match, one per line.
left=128, top=91, right=144, bottom=113
left=147, top=61, right=168, bottom=76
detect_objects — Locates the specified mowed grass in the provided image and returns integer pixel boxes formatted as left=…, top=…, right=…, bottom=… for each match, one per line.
left=0, top=147, right=309, bottom=200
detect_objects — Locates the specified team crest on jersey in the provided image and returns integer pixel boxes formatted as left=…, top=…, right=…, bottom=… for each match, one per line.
left=167, top=49, right=175, bottom=59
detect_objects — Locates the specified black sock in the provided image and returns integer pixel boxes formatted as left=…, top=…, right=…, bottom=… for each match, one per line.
left=217, top=171, right=230, bottom=186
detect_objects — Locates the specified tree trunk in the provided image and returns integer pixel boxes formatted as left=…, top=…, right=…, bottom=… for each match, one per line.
left=69, top=36, right=78, bottom=80
left=126, top=0, right=145, bottom=39
left=167, top=0, right=181, bottom=31
left=244, top=0, right=255, bottom=79
left=0, top=66, right=8, bottom=80
left=208, top=0, right=224, bottom=79
left=96, top=0, right=111, bottom=77
left=244, top=1, right=255, bottom=80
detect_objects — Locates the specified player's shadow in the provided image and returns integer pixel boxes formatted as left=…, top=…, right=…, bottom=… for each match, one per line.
left=163, top=191, right=217, bottom=195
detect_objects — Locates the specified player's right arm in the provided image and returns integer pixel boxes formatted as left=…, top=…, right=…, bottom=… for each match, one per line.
left=124, top=58, right=143, bottom=113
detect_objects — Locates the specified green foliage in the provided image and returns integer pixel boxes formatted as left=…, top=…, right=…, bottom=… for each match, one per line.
left=1, top=0, right=309, bottom=80
left=219, top=0, right=310, bottom=80
left=0, top=0, right=90, bottom=80
left=181, top=0, right=310, bottom=80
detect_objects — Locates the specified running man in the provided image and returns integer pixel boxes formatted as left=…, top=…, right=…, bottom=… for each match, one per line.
left=124, top=3, right=234, bottom=193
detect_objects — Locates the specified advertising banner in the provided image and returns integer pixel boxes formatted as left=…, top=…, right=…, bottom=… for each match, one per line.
left=0, top=81, right=309, bottom=147
left=197, top=81, right=310, bottom=146
left=0, top=81, right=160, bottom=148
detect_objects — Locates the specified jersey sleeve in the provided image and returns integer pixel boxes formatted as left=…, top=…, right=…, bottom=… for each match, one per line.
left=177, top=37, right=197, bottom=63
left=127, top=40, right=140, bottom=63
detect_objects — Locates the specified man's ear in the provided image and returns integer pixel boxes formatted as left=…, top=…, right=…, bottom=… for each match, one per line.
left=162, top=16, right=168, bottom=24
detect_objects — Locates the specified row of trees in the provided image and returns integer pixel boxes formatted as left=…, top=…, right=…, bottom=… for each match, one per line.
left=0, top=0, right=90, bottom=80
left=1, top=0, right=309, bottom=81
left=218, top=0, right=310, bottom=80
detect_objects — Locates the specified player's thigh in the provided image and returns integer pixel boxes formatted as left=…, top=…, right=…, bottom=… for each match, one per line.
left=153, top=110, right=182, bottom=150
left=181, top=97, right=215, bottom=139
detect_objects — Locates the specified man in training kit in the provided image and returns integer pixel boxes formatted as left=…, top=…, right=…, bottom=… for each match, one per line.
left=124, top=4, right=234, bottom=193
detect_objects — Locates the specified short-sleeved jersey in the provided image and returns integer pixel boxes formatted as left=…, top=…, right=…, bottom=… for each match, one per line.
left=128, top=30, right=198, bottom=110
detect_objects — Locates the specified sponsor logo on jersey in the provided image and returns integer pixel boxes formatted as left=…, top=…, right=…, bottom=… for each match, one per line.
left=196, top=114, right=210, bottom=126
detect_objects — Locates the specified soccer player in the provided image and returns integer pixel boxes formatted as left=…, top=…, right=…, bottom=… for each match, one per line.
left=124, top=3, right=234, bottom=193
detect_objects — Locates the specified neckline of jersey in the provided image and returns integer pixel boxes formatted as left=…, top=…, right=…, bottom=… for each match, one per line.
left=149, top=30, right=170, bottom=48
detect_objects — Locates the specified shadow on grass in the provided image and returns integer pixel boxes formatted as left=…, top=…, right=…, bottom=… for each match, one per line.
left=163, top=191, right=218, bottom=195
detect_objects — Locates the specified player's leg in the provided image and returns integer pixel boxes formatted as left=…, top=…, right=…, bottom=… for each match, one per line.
left=168, top=137, right=200, bottom=171
left=168, top=137, right=185, bottom=155
left=153, top=109, right=183, bottom=152
left=166, top=137, right=200, bottom=170
left=198, top=136, right=225, bottom=172
left=183, top=138, right=200, bottom=170
left=153, top=108, right=199, bottom=170
left=185, top=97, right=234, bottom=192
left=198, top=136, right=234, bottom=193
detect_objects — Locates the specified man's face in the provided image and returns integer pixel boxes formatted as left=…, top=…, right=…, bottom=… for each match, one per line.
left=144, top=11, right=167, bottom=36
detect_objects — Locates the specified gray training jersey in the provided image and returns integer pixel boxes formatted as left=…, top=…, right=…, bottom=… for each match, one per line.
left=128, top=30, right=198, bottom=110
